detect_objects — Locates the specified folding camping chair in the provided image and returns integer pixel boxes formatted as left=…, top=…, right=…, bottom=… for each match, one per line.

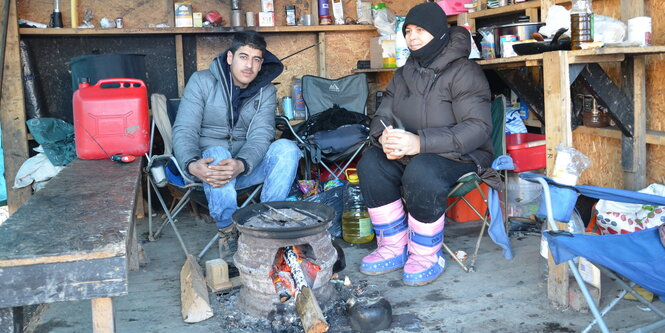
left=440, top=96, right=512, bottom=272
left=521, top=172, right=665, bottom=333
left=145, top=94, right=261, bottom=259
left=278, top=73, right=370, bottom=181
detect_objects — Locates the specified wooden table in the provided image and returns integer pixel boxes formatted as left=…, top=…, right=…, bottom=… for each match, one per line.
left=0, top=158, right=142, bottom=333
left=479, top=45, right=665, bottom=307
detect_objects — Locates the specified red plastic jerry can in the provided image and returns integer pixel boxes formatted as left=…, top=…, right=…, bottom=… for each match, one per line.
left=73, top=78, right=150, bottom=159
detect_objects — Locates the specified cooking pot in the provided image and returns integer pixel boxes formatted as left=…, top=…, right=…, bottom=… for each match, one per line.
left=493, top=22, right=544, bottom=57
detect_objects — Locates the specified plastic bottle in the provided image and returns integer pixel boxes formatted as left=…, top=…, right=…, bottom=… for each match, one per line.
left=395, top=16, right=410, bottom=67
left=342, top=169, right=374, bottom=244
left=570, top=0, right=593, bottom=50
left=292, top=77, right=306, bottom=120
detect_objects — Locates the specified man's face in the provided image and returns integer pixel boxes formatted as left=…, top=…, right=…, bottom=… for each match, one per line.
left=227, top=45, right=264, bottom=89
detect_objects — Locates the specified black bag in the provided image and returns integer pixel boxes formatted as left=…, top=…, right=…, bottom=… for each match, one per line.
left=303, top=185, right=345, bottom=238
left=282, top=105, right=370, bottom=150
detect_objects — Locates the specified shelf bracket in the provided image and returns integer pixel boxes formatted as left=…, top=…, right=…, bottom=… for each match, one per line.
left=496, top=69, right=545, bottom=124
left=577, top=63, right=633, bottom=138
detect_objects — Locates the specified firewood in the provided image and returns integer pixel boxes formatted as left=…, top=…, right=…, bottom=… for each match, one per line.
left=205, top=258, right=233, bottom=292
left=180, top=255, right=213, bottom=323
left=284, top=247, right=329, bottom=333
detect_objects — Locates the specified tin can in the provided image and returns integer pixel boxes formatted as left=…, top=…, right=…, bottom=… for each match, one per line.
left=115, top=17, right=123, bottom=29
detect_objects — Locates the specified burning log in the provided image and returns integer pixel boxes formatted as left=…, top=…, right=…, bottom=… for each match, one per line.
left=284, top=246, right=329, bottom=333
left=270, top=265, right=296, bottom=303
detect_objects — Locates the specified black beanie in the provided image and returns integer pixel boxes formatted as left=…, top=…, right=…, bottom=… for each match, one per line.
left=402, top=2, right=449, bottom=40
left=402, top=3, right=451, bottom=68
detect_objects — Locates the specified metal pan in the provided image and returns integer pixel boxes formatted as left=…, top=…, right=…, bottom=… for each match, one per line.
left=233, top=201, right=335, bottom=239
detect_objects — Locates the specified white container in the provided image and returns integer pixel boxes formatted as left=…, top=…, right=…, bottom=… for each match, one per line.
left=261, top=0, right=274, bottom=12
left=627, top=16, right=651, bottom=46
left=258, top=12, right=275, bottom=27
left=395, top=17, right=410, bottom=67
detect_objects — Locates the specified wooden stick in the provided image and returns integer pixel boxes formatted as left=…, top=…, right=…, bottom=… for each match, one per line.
left=284, top=247, right=329, bottom=333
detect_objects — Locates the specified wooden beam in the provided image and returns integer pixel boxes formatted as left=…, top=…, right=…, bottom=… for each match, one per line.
left=578, top=63, right=634, bottom=137
left=540, top=0, right=557, bottom=25
left=620, top=0, right=644, bottom=20
left=175, top=34, right=185, bottom=97
left=1, top=0, right=31, bottom=213
left=317, top=32, right=327, bottom=78
left=497, top=69, right=545, bottom=123
left=622, top=56, right=647, bottom=190
left=542, top=51, right=572, bottom=307
left=91, top=298, right=114, bottom=333
left=0, top=307, right=22, bottom=333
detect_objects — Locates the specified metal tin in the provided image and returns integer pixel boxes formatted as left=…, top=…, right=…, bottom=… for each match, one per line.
left=115, top=17, right=123, bottom=29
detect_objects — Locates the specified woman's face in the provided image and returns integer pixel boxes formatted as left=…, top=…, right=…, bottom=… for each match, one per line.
left=405, top=24, right=434, bottom=51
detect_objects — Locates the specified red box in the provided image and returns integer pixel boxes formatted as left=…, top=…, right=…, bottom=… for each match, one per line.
left=506, top=133, right=546, bottom=172
left=73, top=78, right=149, bottom=159
left=446, top=183, right=488, bottom=223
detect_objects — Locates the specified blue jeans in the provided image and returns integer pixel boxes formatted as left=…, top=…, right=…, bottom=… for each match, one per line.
left=202, top=139, right=301, bottom=228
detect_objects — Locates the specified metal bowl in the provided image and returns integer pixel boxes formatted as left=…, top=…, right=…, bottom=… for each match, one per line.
left=232, top=201, right=334, bottom=239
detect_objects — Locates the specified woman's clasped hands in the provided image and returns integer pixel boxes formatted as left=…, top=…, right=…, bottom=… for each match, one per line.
left=379, top=125, right=420, bottom=160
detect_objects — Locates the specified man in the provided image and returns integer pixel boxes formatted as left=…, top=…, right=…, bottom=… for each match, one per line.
left=173, top=31, right=301, bottom=236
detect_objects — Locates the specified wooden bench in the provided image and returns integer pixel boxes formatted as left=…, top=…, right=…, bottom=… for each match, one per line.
left=0, top=158, right=143, bottom=333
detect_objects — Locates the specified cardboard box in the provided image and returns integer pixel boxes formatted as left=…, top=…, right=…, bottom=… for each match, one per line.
left=174, top=2, right=193, bottom=27
left=258, top=12, right=275, bottom=27
left=369, top=37, right=383, bottom=69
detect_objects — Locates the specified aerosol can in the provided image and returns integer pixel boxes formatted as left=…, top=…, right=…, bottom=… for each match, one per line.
left=50, top=0, right=63, bottom=28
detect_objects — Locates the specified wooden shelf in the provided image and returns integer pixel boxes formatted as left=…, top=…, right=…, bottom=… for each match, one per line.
left=19, top=24, right=377, bottom=36
left=351, top=67, right=397, bottom=73
left=257, top=25, right=376, bottom=33
left=468, top=1, right=543, bottom=20
left=574, top=126, right=665, bottom=146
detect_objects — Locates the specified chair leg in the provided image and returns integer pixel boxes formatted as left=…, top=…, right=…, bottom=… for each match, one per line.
left=441, top=241, right=469, bottom=272
left=567, top=260, right=610, bottom=333
left=147, top=177, right=155, bottom=241
left=149, top=181, right=190, bottom=256
left=598, top=266, right=665, bottom=318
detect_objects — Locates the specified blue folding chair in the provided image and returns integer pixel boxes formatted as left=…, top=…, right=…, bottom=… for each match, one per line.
left=520, top=172, right=665, bottom=333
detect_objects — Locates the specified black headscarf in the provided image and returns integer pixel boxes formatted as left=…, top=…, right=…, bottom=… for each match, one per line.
left=402, top=2, right=450, bottom=68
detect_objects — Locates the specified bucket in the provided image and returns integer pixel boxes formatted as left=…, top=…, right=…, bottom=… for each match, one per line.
left=627, top=16, right=651, bottom=46
left=73, top=78, right=150, bottom=159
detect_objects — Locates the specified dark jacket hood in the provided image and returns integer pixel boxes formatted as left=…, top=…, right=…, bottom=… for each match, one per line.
left=410, top=26, right=471, bottom=72
left=209, top=48, right=284, bottom=95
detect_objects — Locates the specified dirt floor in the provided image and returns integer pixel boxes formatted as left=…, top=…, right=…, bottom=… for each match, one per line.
left=28, top=210, right=665, bottom=333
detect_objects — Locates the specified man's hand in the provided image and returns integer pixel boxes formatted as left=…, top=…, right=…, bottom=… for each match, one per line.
left=187, top=157, right=245, bottom=188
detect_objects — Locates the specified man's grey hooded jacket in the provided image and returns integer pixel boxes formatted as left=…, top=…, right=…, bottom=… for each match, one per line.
left=173, top=49, right=284, bottom=177
left=370, top=26, right=493, bottom=171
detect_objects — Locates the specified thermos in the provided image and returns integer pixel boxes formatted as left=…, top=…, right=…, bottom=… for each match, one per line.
left=318, top=0, right=332, bottom=25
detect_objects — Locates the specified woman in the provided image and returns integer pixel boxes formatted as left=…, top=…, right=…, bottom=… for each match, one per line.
left=357, top=2, right=492, bottom=286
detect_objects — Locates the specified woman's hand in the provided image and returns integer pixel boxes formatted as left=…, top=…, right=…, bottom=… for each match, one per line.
left=379, top=126, right=402, bottom=159
left=383, top=129, right=420, bottom=159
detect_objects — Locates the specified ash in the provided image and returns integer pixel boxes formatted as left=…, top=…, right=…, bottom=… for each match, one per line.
left=211, top=276, right=378, bottom=332
left=244, top=208, right=320, bottom=228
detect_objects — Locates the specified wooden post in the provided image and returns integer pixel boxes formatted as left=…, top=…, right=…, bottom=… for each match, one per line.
left=0, top=307, right=22, bottom=333
left=175, top=34, right=185, bottom=96
left=540, top=0, right=556, bottom=24
left=91, top=298, right=114, bottom=333
left=317, top=32, right=327, bottom=78
left=542, top=51, right=572, bottom=306
left=180, top=255, right=213, bottom=323
left=622, top=56, right=647, bottom=190
left=620, top=0, right=646, bottom=190
left=1, top=0, right=31, bottom=214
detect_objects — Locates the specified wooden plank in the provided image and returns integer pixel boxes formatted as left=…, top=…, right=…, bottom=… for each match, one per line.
left=525, top=8, right=539, bottom=22
left=175, top=34, right=185, bottom=97
left=1, top=0, right=30, bottom=214
left=568, top=54, right=625, bottom=64
left=620, top=0, right=644, bottom=20
left=468, top=0, right=542, bottom=19
left=0, top=159, right=141, bottom=266
left=318, top=32, right=327, bottom=78
left=541, top=0, right=557, bottom=25
left=574, top=126, right=665, bottom=146
left=91, top=297, right=114, bottom=333
left=542, top=51, right=572, bottom=307
left=19, top=27, right=245, bottom=35
left=622, top=56, right=647, bottom=190
left=497, top=69, right=545, bottom=123
left=205, top=258, right=232, bottom=292
left=180, top=255, right=213, bottom=323
left=0, top=256, right=127, bottom=308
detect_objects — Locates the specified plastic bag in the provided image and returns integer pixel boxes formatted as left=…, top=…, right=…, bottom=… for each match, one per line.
left=14, top=146, right=65, bottom=190
left=303, top=185, right=345, bottom=238
left=593, top=14, right=626, bottom=44
left=356, top=0, right=373, bottom=24
left=505, top=106, right=527, bottom=135
left=538, top=5, right=571, bottom=38
left=461, top=24, right=481, bottom=59
left=595, top=183, right=665, bottom=234
left=26, top=117, right=76, bottom=166
left=372, top=5, right=396, bottom=36
left=552, top=145, right=590, bottom=185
